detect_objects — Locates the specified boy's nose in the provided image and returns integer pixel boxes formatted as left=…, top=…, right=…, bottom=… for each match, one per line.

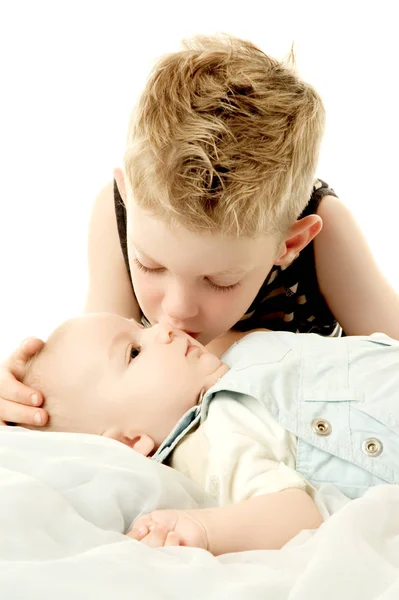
left=162, top=284, right=199, bottom=322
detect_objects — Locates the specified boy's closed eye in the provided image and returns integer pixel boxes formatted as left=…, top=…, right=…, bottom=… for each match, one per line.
left=134, top=257, right=241, bottom=293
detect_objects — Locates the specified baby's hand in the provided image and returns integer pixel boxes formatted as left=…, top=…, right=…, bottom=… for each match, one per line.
left=127, top=509, right=208, bottom=550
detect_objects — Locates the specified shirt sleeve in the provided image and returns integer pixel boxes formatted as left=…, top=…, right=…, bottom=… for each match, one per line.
left=201, top=395, right=310, bottom=505
left=169, top=424, right=211, bottom=492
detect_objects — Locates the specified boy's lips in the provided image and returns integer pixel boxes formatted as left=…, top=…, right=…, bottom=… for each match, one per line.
left=184, top=331, right=200, bottom=339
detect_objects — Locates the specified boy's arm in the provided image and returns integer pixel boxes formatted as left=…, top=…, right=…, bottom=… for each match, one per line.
left=84, top=181, right=141, bottom=319
left=129, top=488, right=323, bottom=554
left=315, top=196, right=399, bottom=339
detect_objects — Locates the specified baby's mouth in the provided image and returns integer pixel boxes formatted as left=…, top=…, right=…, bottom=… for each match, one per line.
left=186, top=345, right=199, bottom=356
left=185, top=339, right=201, bottom=356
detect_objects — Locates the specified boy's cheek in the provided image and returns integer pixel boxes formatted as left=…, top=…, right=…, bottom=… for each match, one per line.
left=133, top=281, right=161, bottom=320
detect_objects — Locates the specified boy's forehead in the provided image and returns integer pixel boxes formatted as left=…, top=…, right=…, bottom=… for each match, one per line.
left=127, top=203, right=277, bottom=272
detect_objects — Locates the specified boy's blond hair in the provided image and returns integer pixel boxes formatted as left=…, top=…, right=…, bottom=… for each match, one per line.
left=124, top=34, right=325, bottom=237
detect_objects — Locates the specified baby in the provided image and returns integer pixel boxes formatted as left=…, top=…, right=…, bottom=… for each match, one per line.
left=22, top=313, right=399, bottom=554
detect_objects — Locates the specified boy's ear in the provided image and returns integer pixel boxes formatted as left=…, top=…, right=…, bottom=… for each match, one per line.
left=102, top=428, right=155, bottom=457
left=274, top=215, right=322, bottom=267
left=113, top=168, right=127, bottom=203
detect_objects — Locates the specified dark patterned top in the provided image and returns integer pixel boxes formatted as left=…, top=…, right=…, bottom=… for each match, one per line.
left=114, top=179, right=341, bottom=336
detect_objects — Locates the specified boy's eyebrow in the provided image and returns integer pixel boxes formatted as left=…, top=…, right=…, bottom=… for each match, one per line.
left=130, top=242, right=162, bottom=264
left=209, top=268, right=246, bottom=277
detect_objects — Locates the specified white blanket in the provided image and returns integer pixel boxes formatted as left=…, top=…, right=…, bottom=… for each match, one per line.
left=1, top=427, right=398, bottom=599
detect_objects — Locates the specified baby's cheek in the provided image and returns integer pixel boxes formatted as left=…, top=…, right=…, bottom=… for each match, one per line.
left=200, top=353, right=223, bottom=374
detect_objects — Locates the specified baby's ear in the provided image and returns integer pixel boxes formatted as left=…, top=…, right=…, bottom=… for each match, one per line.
left=129, top=434, right=155, bottom=457
left=102, top=428, right=155, bottom=457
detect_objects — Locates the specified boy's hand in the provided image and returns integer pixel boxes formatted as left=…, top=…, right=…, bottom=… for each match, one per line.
left=0, top=338, right=48, bottom=426
left=127, top=509, right=208, bottom=550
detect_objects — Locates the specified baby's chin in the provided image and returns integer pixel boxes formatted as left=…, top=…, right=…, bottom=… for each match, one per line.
left=203, top=360, right=229, bottom=392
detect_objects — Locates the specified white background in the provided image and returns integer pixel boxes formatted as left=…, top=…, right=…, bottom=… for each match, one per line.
left=0, top=1, right=398, bottom=359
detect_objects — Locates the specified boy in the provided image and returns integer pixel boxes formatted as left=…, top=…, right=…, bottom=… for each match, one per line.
left=21, top=313, right=399, bottom=554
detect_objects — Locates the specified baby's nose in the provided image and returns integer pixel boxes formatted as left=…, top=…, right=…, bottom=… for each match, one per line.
left=155, top=324, right=174, bottom=344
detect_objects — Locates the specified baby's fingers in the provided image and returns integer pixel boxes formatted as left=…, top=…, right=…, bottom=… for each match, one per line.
left=128, top=513, right=155, bottom=539
left=127, top=523, right=150, bottom=541
left=164, top=531, right=181, bottom=546
left=128, top=522, right=181, bottom=548
left=141, top=525, right=170, bottom=548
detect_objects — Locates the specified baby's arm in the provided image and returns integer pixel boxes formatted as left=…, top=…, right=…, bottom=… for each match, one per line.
left=128, top=488, right=322, bottom=554
left=194, top=488, right=322, bottom=553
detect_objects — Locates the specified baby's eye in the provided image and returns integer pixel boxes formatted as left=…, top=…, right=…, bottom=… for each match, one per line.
left=130, top=347, right=140, bottom=361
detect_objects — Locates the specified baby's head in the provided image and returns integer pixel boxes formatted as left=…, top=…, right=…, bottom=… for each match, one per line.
left=23, top=313, right=228, bottom=455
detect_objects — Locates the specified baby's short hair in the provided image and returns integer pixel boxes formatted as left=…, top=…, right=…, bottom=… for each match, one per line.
left=125, top=34, right=325, bottom=237
left=22, top=322, right=80, bottom=433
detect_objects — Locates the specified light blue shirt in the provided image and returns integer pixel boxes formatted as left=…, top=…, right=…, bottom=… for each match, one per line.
left=154, top=331, right=399, bottom=499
